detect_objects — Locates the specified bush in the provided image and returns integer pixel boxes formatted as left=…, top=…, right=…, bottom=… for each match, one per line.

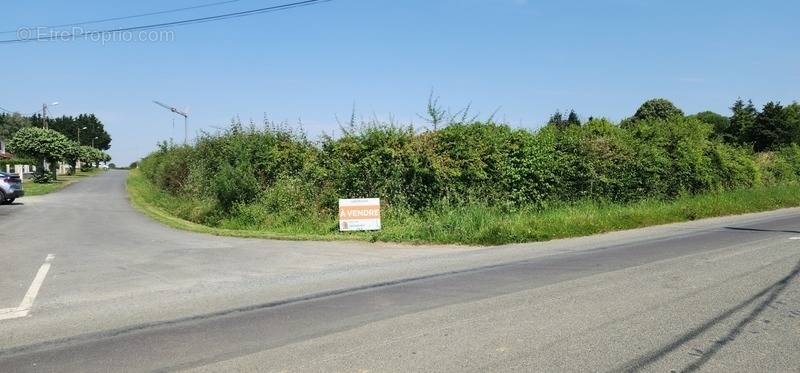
left=138, top=115, right=800, bottom=230
left=33, top=172, right=55, bottom=184
left=212, top=161, right=260, bottom=211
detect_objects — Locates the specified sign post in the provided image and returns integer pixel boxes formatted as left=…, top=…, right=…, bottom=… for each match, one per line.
left=339, top=198, right=381, bottom=232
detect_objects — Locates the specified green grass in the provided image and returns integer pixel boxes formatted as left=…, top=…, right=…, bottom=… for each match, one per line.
left=23, top=169, right=103, bottom=196
left=127, top=169, right=800, bottom=245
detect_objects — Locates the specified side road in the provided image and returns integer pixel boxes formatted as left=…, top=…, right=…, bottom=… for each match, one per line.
left=0, top=171, right=798, bottom=369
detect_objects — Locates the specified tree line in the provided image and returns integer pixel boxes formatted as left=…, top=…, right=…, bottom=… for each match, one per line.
left=0, top=113, right=112, bottom=150
left=0, top=112, right=112, bottom=181
left=549, top=98, right=800, bottom=153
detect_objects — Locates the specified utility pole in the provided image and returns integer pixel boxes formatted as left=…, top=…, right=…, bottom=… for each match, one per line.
left=41, top=102, right=59, bottom=129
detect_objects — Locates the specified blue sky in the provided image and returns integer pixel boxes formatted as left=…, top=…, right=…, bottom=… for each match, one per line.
left=1, top=0, right=798, bottom=165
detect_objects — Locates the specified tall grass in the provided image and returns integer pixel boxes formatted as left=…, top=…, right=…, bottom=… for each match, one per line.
left=128, top=169, right=800, bottom=245
left=133, top=114, right=800, bottom=245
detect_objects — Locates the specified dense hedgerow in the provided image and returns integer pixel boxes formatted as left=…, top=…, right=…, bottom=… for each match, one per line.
left=139, top=115, right=800, bottom=229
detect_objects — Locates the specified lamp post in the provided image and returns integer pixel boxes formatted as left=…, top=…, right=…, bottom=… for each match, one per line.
left=92, top=136, right=98, bottom=148
left=77, top=126, right=87, bottom=145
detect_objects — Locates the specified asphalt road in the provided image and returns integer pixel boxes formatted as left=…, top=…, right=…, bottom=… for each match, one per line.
left=1, top=171, right=799, bottom=372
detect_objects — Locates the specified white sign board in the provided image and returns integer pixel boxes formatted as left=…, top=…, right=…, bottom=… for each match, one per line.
left=339, top=198, right=381, bottom=232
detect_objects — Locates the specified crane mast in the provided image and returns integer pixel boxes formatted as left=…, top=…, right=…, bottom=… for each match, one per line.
left=153, top=100, right=189, bottom=144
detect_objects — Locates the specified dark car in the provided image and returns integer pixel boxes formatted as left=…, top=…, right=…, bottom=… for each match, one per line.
left=0, top=172, right=24, bottom=204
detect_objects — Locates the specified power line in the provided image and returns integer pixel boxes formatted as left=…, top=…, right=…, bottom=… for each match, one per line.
left=0, top=0, right=332, bottom=44
left=0, top=0, right=258, bottom=35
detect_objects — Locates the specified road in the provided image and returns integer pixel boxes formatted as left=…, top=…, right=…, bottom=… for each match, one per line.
left=0, top=171, right=798, bottom=372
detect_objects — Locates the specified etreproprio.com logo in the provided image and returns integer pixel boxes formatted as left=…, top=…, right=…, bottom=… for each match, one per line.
left=16, top=27, right=175, bottom=44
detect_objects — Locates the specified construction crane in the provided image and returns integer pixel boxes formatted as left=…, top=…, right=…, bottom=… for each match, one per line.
left=153, top=100, right=189, bottom=144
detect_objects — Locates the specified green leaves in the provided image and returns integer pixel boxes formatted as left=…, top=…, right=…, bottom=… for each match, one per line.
left=7, top=127, right=73, bottom=162
left=138, top=97, right=800, bottom=227
left=633, top=99, right=685, bottom=122
left=78, top=145, right=108, bottom=164
left=6, top=127, right=109, bottom=169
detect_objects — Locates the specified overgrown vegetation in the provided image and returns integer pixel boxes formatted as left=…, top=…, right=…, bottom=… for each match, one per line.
left=136, top=97, right=800, bottom=245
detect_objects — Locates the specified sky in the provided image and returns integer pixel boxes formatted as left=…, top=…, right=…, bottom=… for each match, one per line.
left=1, top=0, right=798, bottom=165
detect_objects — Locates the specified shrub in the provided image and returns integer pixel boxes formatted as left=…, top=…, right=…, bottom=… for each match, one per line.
left=33, top=172, right=56, bottom=184
left=138, top=114, right=800, bottom=231
left=212, top=161, right=260, bottom=211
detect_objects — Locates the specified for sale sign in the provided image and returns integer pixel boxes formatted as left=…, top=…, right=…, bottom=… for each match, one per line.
left=339, top=198, right=381, bottom=232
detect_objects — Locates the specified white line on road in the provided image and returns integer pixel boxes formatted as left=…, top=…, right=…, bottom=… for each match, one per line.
left=0, top=254, right=55, bottom=321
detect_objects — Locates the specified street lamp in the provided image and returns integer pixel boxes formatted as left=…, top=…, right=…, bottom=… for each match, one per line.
left=42, top=101, right=60, bottom=129
left=77, top=126, right=87, bottom=145
left=92, top=136, right=98, bottom=148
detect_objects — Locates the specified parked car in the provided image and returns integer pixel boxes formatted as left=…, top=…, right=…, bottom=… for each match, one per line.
left=0, top=172, right=24, bottom=204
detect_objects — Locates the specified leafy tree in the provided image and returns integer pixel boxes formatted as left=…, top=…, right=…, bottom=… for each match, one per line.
left=784, top=102, right=800, bottom=144
left=691, top=111, right=731, bottom=141
left=729, top=99, right=757, bottom=144
left=633, top=98, right=685, bottom=122
left=46, top=114, right=112, bottom=150
left=548, top=110, right=581, bottom=129
left=78, top=145, right=107, bottom=167
left=548, top=111, right=565, bottom=128
left=0, top=113, right=32, bottom=142
left=7, top=127, right=73, bottom=180
left=62, top=141, right=82, bottom=175
left=747, top=101, right=790, bottom=151
left=566, top=110, right=581, bottom=127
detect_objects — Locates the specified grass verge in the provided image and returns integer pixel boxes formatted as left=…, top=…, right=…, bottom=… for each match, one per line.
left=24, top=169, right=103, bottom=196
left=127, top=169, right=800, bottom=245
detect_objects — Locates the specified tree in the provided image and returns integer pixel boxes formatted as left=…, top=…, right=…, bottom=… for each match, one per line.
left=691, top=111, right=731, bottom=141
left=0, top=113, right=32, bottom=142
left=79, top=146, right=105, bottom=167
left=62, top=141, right=82, bottom=175
left=633, top=99, right=685, bottom=122
left=7, top=127, right=73, bottom=180
left=784, top=102, right=800, bottom=144
left=567, top=110, right=581, bottom=127
left=746, top=101, right=790, bottom=151
left=548, top=111, right=565, bottom=128
left=728, top=99, right=757, bottom=144
left=46, top=114, right=112, bottom=150
left=548, top=110, right=581, bottom=129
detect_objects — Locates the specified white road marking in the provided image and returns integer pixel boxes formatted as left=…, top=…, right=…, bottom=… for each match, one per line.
left=790, top=237, right=800, bottom=240
left=0, top=254, right=55, bottom=321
